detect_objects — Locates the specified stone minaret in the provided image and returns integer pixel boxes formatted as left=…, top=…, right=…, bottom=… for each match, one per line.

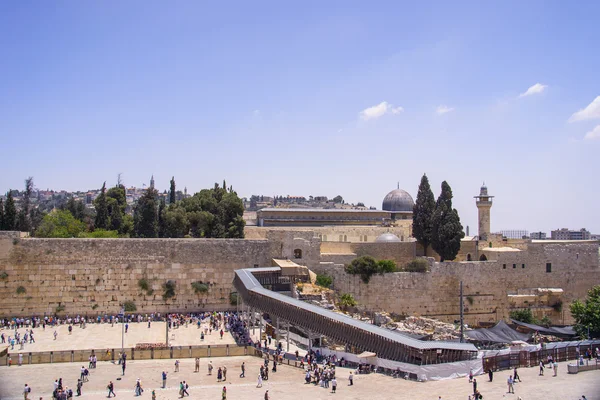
left=474, top=183, right=494, bottom=241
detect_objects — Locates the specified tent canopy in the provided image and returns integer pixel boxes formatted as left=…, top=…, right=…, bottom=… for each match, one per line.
left=465, top=320, right=531, bottom=344
left=510, top=320, right=576, bottom=338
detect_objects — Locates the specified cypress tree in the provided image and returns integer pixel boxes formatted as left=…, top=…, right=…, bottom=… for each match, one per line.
left=133, top=187, right=158, bottom=238
left=0, top=198, right=4, bottom=230
left=412, top=174, right=436, bottom=255
left=3, top=191, right=17, bottom=231
left=94, top=182, right=109, bottom=230
left=17, top=177, right=34, bottom=233
left=158, top=198, right=166, bottom=238
left=431, top=181, right=465, bottom=262
left=169, top=177, right=176, bottom=204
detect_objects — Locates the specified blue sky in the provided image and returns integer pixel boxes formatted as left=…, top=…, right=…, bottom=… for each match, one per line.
left=1, top=1, right=599, bottom=234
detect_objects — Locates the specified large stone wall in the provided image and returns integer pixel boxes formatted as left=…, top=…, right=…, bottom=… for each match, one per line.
left=0, top=237, right=280, bottom=317
left=1, top=230, right=597, bottom=328
left=316, top=242, right=600, bottom=326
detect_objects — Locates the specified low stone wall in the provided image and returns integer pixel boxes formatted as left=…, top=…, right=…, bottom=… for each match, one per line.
left=3, top=344, right=248, bottom=366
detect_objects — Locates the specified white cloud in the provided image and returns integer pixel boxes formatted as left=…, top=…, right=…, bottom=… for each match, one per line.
left=584, top=125, right=600, bottom=140
left=569, top=96, right=600, bottom=122
left=359, top=101, right=403, bottom=121
left=519, top=83, right=547, bottom=98
left=436, top=105, right=454, bottom=115
left=252, top=109, right=260, bottom=116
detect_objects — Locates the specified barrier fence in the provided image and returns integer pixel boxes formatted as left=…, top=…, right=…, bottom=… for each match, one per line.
left=482, top=340, right=600, bottom=372
left=3, top=344, right=249, bottom=366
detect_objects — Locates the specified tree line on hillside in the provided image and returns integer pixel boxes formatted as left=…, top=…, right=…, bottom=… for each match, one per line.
left=412, top=174, right=464, bottom=261
left=2, top=177, right=245, bottom=239
left=0, top=177, right=45, bottom=234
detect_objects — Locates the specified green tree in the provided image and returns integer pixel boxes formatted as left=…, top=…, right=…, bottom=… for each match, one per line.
left=65, top=197, right=85, bottom=221
left=509, top=308, right=535, bottom=324
left=332, top=195, right=344, bottom=204
left=376, top=259, right=397, bottom=274
left=134, top=187, right=159, bottom=238
left=0, top=198, right=4, bottom=230
left=3, top=191, right=17, bottom=231
left=570, top=285, right=600, bottom=338
left=169, top=177, right=176, bottom=204
left=339, top=293, right=357, bottom=310
left=17, top=177, right=34, bottom=233
left=412, top=174, right=436, bottom=256
left=36, top=210, right=87, bottom=238
left=94, top=182, right=109, bottom=230
left=431, top=181, right=464, bottom=261
left=158, top=199, right=166, bottom=238
left=315, top=274, right=333, bottom=288
left=345, top=255, right=379, bottom=283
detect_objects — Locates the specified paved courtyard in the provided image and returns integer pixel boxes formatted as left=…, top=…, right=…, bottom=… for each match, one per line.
left=0, top=356, right=598, bottom=400
left=1, top=321, right=235, bottom=353
left=1, top=323, right=599, bottom=399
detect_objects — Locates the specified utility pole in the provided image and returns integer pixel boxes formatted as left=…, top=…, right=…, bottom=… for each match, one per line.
left=120, top=307, right=125, bottom=354
left=166, top=318, right=169, bottom=347
left=459, top=281, right=464, bottom=343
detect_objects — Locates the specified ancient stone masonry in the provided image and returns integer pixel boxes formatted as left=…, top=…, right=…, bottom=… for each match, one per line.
left=0, top=237, right=280, bottom=316
left=0, top=229, right=597, bottom=328
left=314, top=242, right=600, bottom=326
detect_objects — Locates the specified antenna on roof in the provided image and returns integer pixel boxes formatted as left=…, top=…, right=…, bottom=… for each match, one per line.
left=397, top=182, right=399, bottom=190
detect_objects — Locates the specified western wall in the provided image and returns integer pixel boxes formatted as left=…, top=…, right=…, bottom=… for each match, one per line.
left=0, top=229, right=598, bottom=328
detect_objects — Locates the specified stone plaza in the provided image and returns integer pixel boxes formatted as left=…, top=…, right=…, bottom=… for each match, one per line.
left=1, top=323, right=599, bottom=400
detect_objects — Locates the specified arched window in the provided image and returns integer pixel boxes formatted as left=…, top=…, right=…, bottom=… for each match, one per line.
left=294, top=249, right=302, bottom=259
left=467, top=254, right=472, bottom=261
left=339, top=235, right=343, bottom=242
left=344, top=235, right=347, bottom=242
left=479, top=254, right=487, bottom=261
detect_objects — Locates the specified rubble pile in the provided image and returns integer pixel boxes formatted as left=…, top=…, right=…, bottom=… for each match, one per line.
left=384, top=314, right=462, bottom=341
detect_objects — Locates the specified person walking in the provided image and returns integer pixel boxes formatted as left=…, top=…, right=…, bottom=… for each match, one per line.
left=76, top=379, right=82, bottom=396
left=221, top=386, right=227, bottom=400
left=23, top=383, right=31, bottom=400
left=194, top=358, right=200, bottom=373
left=162, top=371, right=167, bottom=388
left=472, top=378, right=477, bottom=396
left=182, top=381, right=189, bottom=397
left=208, top=361, right=213, bottom=375
left=539, top=360, right=544, bottom=375
left=488, top=369, right=493, bottom=382
left=18, top=353, right=23, bottom=366
left=240, top=362, right=245, bottom=378
left=257, top=373, right=263, bottom=388
left=223, top=366, right=227, bottom=381
left=513, top=367, right=521, bottom=382
left=348, top=371, right=353, bottom=386
left=217, top=367, right=223, bottom=382
left=553, top=361, right=558, bottom=376
left=122, top=360, right=126, bottom=376
left=469, top=369, right=473, bottom=383
left=264, top=390, right=269, bottom=400
left=174, top=359, right=180, bottom=372
left=331, top=377, right=337, bottom=393
left=107, top=381, right=116, bottom=398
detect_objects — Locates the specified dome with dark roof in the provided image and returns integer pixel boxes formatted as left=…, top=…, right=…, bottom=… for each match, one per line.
left=382, top=189, right=415, bottom=212
left=375, top=233, right=401, bottom=243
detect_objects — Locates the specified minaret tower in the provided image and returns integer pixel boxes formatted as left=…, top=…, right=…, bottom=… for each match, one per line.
left=474, top=183, right=494, bottom=241
left=150, top=175, right=155, bottom=189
